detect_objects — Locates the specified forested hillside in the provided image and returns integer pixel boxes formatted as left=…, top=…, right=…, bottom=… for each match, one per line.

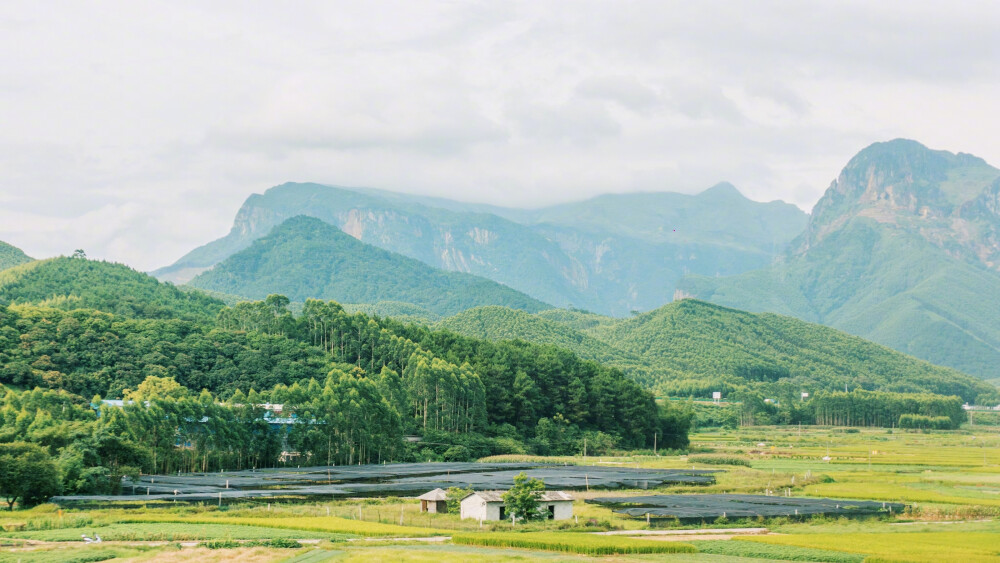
left=0, top=241, right=32, bottom=272
left=188, top=216, right=550, bottom=317
left=437, top=301, right=997, bottom=405
left=438, top=306, right=644, bottom=370
left=677, top=140, right=1000, bottom=378
left=156, top=182, right=807, bottom=315
left=0, top=256, right=224, bottom=322
left=0, top=290, right=685, bottom=499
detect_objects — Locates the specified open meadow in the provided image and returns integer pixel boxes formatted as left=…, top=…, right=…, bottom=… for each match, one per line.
left=2, top=424, right=998, bottom=562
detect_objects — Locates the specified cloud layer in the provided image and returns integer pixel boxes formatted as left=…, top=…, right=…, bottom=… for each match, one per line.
left=2, top=1, right=999, bottom=270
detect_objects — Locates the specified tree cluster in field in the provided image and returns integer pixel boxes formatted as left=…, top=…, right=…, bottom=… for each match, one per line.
left=810, top=389, right=964, bottom=428
left=0, top=293, right=689, bottom=508
left=687, top=389, right=965, bottom=430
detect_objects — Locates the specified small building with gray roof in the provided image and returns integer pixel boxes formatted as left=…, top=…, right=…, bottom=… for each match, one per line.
left=417, top=488, right=448, bottom=513
left=459, top=490, right=574, bottom=521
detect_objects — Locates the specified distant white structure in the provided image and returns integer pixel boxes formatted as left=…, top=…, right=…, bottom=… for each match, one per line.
left=712, top=391, right=721, bottom=404
left=460, top=490, right=574, bottom=521
left=417, top=488, right=448, bottom=513
left=801, top=392, right=810, bottom=400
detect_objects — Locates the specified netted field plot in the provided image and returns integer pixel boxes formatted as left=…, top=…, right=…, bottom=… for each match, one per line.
left=51, top=462, right=716, bottom=504
left=587, top=494, right=905, bottom=520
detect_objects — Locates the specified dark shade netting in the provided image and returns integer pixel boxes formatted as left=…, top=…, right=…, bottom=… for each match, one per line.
left=586, top=493, right=906, bottom=519
left=51, top=462, right=717, bottom=504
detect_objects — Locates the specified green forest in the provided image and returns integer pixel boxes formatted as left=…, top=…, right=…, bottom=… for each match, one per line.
left=0, top=258, right=688, bottom=505
left=439, top=300, right=998, bottom=406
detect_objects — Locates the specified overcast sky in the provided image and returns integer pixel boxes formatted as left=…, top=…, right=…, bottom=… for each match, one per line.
left=2, top=1, right=999, bottom=270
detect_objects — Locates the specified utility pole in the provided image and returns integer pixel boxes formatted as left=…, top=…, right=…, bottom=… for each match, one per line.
left=653, top=432, right=657, bottom=455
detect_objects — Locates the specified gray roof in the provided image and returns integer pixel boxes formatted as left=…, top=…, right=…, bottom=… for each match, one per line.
left=417, top=488, right=448, bottom=501
left=464, top=490, right=573, bottom=503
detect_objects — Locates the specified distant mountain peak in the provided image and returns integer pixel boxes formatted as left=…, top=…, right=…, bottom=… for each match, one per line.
left=698, top=182, right=744, bottom=199
left=799, top=139, right=1000, bottom=256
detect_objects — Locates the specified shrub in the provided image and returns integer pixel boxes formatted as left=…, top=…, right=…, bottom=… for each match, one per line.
left=687, top=454, right=751, bottom=467
left=898, top=414, right=954, bottom=429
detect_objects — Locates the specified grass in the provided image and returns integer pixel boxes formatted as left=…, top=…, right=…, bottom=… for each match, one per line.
left=742, top=531, right=1000, bottom=563
left=452, top=531, right=696, bottom=555
left=117, top=514, right=442, bottom=537
left=691, top=539, right=865, bottom=562
left=0, top=549, right=129, bottom=563
left=2, top=522, right=333, bottom=541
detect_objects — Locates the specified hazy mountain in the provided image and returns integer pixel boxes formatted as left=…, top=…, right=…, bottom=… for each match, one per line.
left=0, top=241, right=32, bottom=272
left=677, top=139, right=1000, bottom=379
left=155, top=182, right=807, bottom=315
left=437, top=300, right=996, bottom=404
left=0, top=257, right=224, bottom=322
left=186, top=216, right=550, bottom=317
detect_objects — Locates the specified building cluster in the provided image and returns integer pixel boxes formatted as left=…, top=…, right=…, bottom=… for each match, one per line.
left=416, top=488, right=574, bottom=521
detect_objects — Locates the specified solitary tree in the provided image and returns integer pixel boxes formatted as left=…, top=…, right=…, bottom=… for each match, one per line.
left=502, top=472, right=545, bottom=522
left=0, top=442, right=61, bottom=510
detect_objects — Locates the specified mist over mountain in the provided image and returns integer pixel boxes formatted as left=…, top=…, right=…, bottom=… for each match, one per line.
left=155, top=183, right=807, bottom=316
left=678, top=139, right=1000, bottom=378
left=186, top=215, right=550, bottom=317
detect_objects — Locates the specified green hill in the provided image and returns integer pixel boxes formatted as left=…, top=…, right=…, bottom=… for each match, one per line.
left=677, top=140, right=1000, bottom=379
left=0, top=257, right=224, bottom=322
left=0, top=241, right=32, bottom=272
left=590, top=299, right=994, bottom=403
left=438, top=300, right=997, bottom=404
left=438, top=306, right=643, bottom=369
left=187, top=216, right=551, bottom=317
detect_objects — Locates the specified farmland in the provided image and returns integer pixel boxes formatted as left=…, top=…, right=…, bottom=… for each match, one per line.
left=1, top=424, right=998, bottom=561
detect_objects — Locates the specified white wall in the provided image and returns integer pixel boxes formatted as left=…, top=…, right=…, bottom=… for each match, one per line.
left=551, top=501, right=573, bottom=520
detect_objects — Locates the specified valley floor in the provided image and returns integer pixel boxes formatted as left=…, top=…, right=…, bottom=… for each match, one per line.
left=2, top=425, right=999, bottom=562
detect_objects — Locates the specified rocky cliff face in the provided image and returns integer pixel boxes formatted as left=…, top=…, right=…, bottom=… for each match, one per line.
left=796, top=139, right=1000, bottom=271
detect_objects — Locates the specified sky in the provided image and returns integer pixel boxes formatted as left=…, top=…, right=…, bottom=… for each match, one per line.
left=2, top=1, right=999, bottom=271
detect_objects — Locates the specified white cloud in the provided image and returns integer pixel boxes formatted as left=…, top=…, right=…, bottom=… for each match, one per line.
left=1, top=0, right=999, bottom=270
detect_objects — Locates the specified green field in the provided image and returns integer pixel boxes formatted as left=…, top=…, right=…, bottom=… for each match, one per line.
left=2, top=425, right=998, bottom=561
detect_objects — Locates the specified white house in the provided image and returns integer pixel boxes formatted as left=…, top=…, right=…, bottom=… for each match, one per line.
left=459, top=490, right=574, bottom=521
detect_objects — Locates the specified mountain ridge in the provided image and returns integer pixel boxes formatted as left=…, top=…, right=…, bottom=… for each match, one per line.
left=186, top=215, right=551, bottom=317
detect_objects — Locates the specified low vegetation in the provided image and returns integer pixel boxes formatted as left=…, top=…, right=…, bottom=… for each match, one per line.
left=451, top=531, right=696, bottom=555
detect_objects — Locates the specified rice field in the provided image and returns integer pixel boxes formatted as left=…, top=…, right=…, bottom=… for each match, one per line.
left=3, top=425, right=999, bottom=561
left=741, top=530, right=1000, bottom=563
left=451, top=531, right=696, bottom=555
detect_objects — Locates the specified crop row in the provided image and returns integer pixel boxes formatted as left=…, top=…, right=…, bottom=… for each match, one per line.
left=116, top=515, right=441, bottom=538
left=452, top=532, right=696, bottom=555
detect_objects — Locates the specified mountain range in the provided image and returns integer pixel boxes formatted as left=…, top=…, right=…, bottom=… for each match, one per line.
left=154, top=182, right=807, bottom=315
left=147, top=138, right=1000, bottom=381
left=677, top=140, right=1000, bottom=379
